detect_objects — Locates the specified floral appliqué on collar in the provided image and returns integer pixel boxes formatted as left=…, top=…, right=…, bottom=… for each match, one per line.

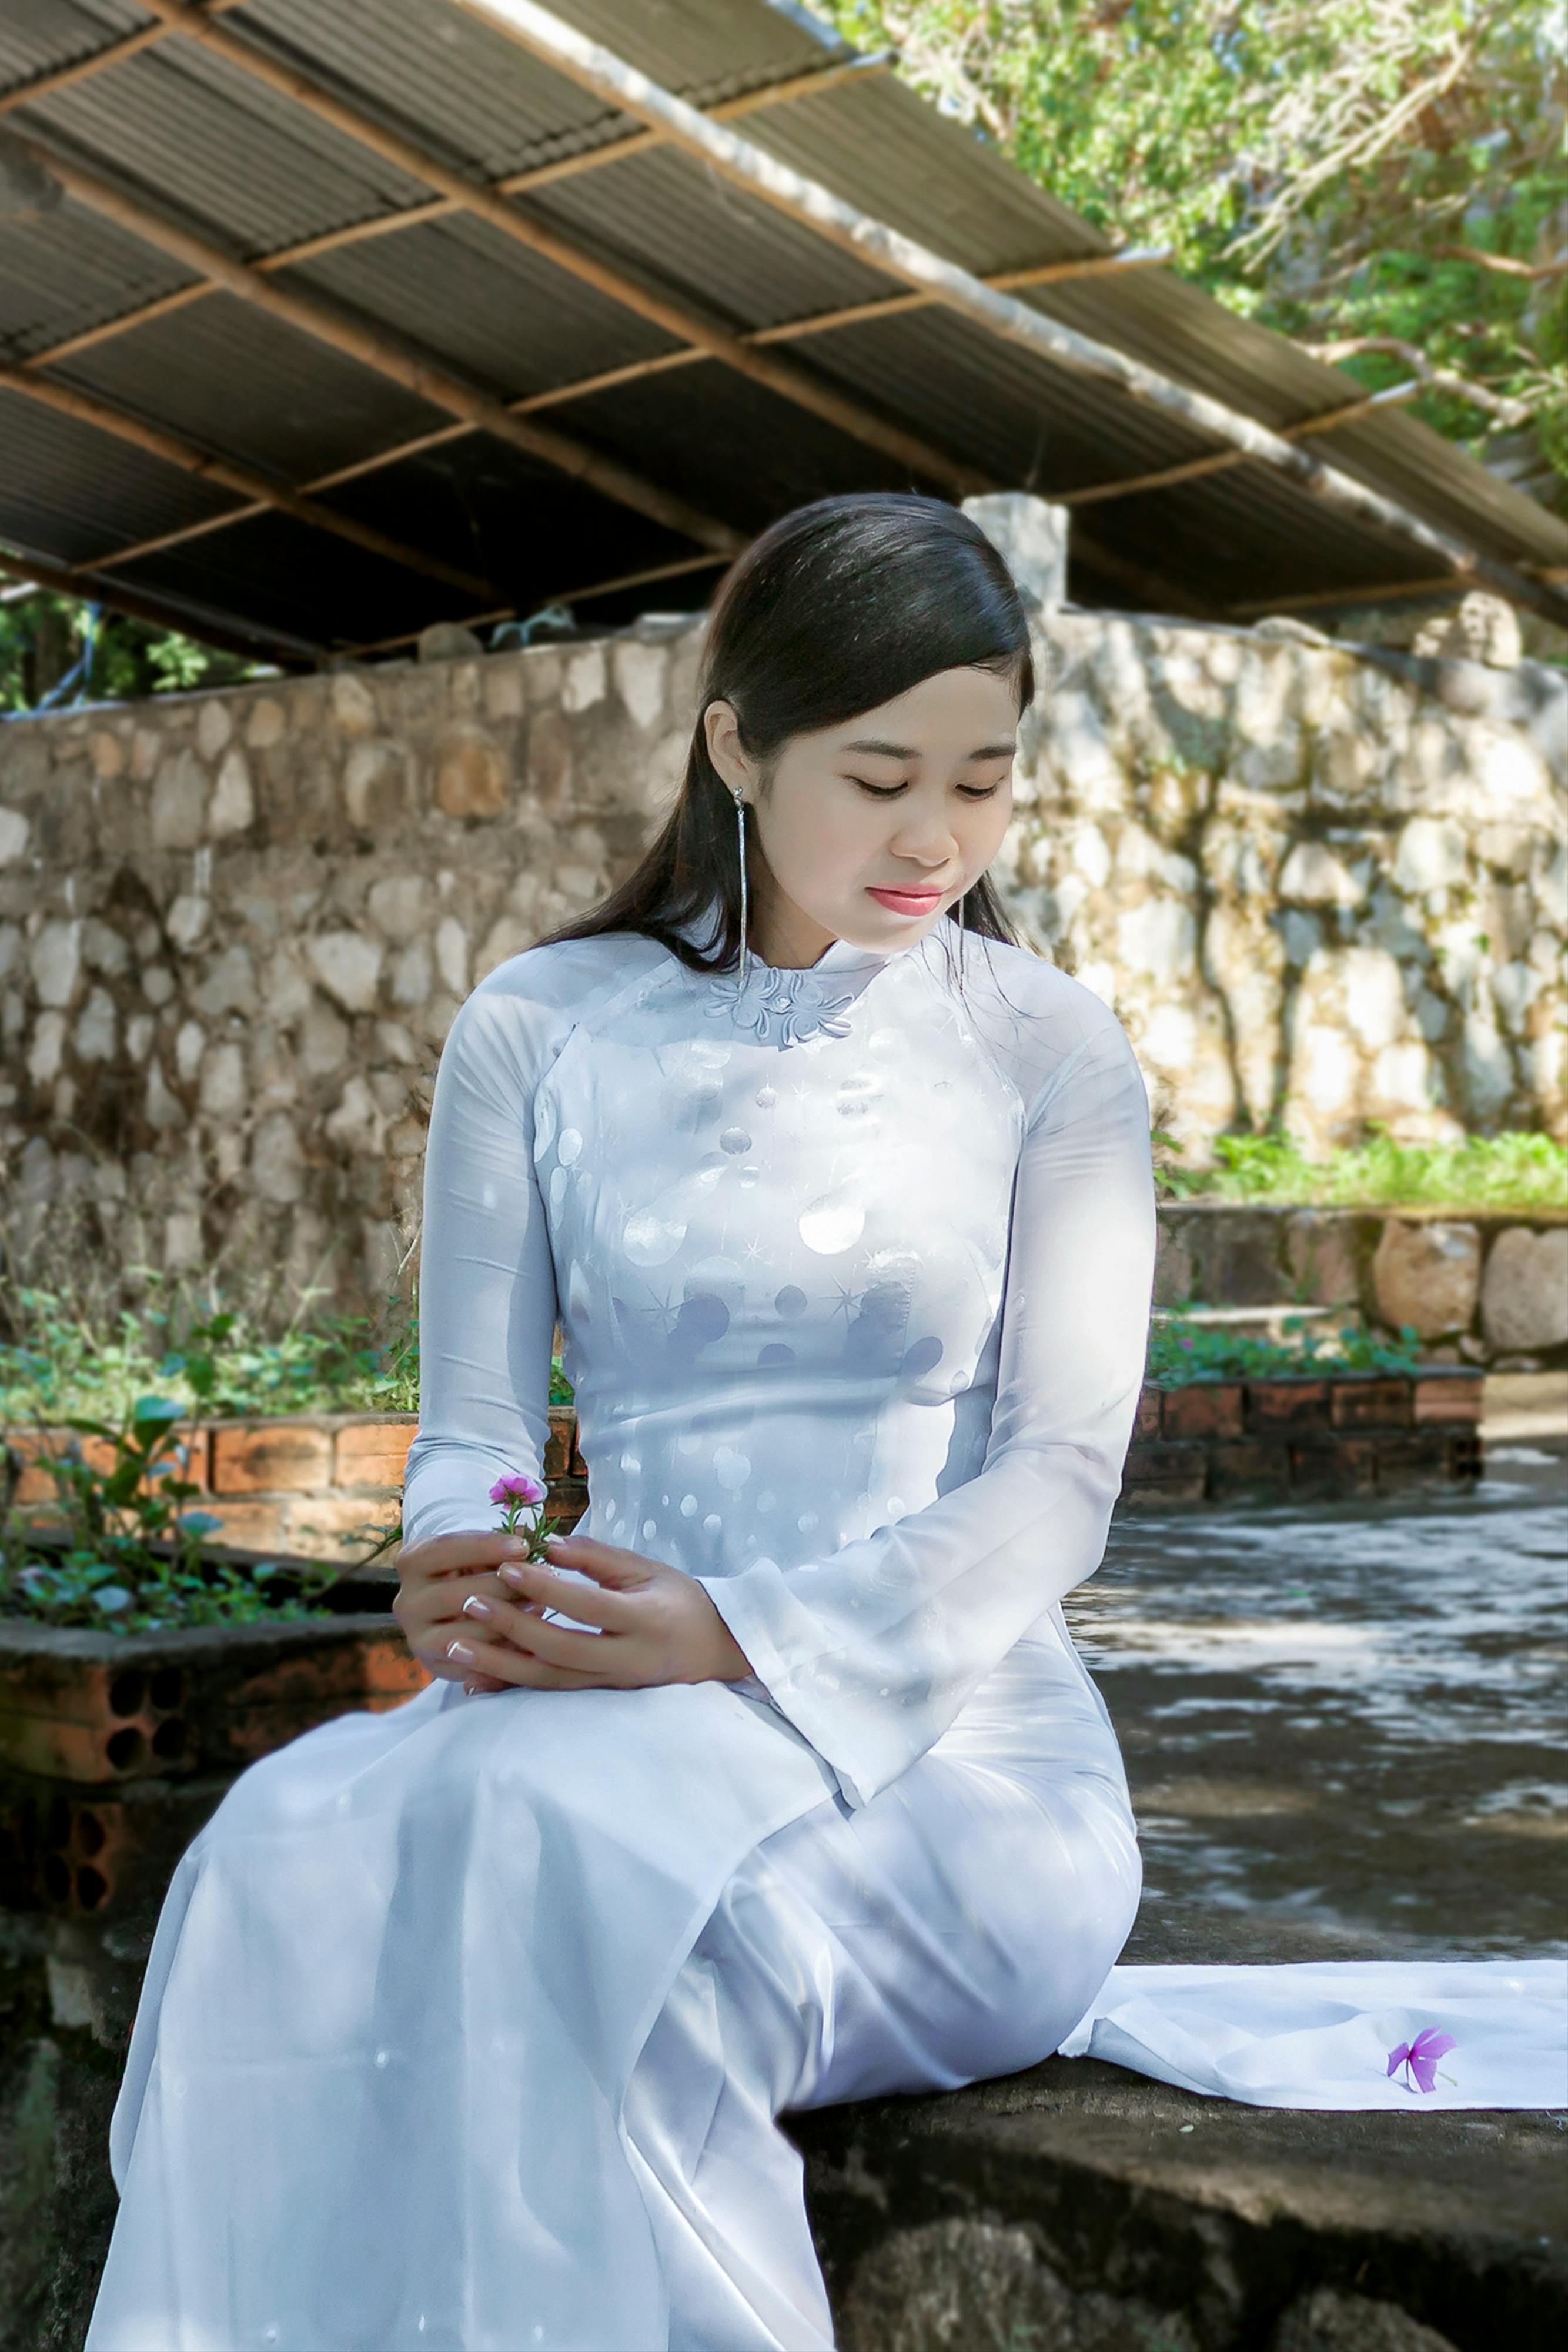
left=705, top=965, right=857, bottom=1049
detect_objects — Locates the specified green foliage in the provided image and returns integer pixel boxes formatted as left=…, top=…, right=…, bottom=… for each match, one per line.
left=819, top=2, right=1567, bottom=500
left=0, top=1275, right=574, bottom=1433
left=0, top=1394, right=349, bottom=1633
left=1157, top=1125, right=1568, bottom=1208
left=0, top=1281, right=421, bottom=1426
left=0, top=582, right=266, bottom=714
left=1148, top=1312, right=1425, bottom=1383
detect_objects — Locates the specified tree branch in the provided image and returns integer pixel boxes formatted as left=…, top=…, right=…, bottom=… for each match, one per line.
left=1299, top=336, right=1534, bottom=425
left=1439, top=245, right=1568, bottom=282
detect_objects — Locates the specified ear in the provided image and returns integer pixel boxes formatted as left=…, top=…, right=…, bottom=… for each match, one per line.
left=703, top=699, right=753, bottom=801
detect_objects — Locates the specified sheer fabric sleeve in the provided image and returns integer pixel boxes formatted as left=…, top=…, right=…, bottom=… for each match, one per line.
left=399, top=983, right=561, bottom=1546
left=697, top=1010, right=1155, bottom=1810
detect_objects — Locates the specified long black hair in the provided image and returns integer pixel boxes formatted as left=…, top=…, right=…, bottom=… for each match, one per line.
left=540, top=493, right=1035, bottom=974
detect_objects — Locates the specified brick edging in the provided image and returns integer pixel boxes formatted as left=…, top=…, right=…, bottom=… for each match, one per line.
left=6, top=1377, right=1482, bottom=1541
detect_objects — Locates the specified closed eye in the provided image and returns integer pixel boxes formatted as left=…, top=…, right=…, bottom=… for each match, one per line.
left=849, top=778, right=1005, bottom=801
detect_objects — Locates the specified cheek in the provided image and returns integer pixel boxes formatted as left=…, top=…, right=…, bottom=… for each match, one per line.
left=761, top=777, right=878, bottom=886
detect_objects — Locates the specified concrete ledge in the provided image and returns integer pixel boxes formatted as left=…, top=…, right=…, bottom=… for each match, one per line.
left=793, top=2058, right=1567, bottom=2352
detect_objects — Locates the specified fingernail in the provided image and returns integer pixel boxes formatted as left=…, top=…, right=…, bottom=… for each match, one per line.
left=462, top=1595, right=494, bottom=1620
left=446, top=1639, right=475, bottom=1663
left=543, top=1532, right=567, bottom=1551
left=499, top=1562, right=528, bottom=1588
left=500, top=1535, right=527, bottom=1555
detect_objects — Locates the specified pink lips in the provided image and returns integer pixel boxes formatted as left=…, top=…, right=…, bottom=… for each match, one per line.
left=867, top=886, right=944, bottom=915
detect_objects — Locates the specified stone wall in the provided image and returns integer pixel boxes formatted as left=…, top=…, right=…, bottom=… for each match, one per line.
left=0, top=599, right=1562, bottom=1311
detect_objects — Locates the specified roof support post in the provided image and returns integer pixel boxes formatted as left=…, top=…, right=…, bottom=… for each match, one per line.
left=452, top=0, right=1568, bottom=631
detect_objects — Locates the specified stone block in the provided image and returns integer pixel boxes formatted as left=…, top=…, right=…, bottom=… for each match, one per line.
left=1160, top=1382, right=1244, bottom=1440
left=307, top=930, right=383, bottom=1014
left=433, top=724, right=510, bottom=818
left=1329, top=1378, right=1410, bottom=1430
left=1187, top=1209, right=1286, bottom=1308
left=1283, top=1210, right=1362, bottom=1306
left=329, top=671, right=379, bottom=736
left=1371, top=1220, right=1480, bottom=1338
left=333, top=1420, right=416, bottom=1489
left=150, top=750, right=207, bottom=849
left=211, top=1424, right=333, bottom=1496
left=418, top=622, right=483, bottom=664
left=1480, top=1226, right=1568, bottom=1354
left=1272, top=2287, right=1462, bottom=2352
left=962, top=493, right=1068, bottom=606
left=1247, top=1378, right=1330, bottom=1432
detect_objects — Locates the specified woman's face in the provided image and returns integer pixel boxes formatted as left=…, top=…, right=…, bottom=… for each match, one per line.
left=704, top=664, right=1020, bottom=967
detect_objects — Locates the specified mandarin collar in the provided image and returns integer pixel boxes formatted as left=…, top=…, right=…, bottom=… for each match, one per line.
left=674, top=901, right=928, bottom=978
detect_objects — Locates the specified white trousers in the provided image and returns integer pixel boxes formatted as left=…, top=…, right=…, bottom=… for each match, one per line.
left=626, top=1671, right=1141, bottom=2352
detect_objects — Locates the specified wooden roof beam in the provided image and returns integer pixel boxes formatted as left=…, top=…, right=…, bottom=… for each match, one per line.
left=453, top=0, right=1568, bottom=633
left=0, top=542, right=322, bottom=667
left=133, top=0, right=987, bottom=499
left=22, top=51, right=900, bottom=372
left=1, top=366, right=494, bottom=599
left=4, top=125, right=744, bottom=559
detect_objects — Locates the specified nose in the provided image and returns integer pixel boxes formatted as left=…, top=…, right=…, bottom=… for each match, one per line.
left=887, top=814, right=959, bottom=870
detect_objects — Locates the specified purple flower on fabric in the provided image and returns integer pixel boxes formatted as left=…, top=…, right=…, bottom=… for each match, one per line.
left=1387, top=2029, right=1456, bottom=2094
left=489, top=1473, right=546, bottom=1508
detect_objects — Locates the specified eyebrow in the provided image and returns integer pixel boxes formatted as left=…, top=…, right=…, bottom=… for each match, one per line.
left=842, top=737, right=1017, bottom=761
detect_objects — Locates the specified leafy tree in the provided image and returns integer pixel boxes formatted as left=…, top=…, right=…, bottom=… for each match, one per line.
left=0, top=578, right=266, bottom=714
left=819, top=1, right=1568, bottom=507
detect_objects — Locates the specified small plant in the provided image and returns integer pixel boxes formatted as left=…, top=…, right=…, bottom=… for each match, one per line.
left=1156, top=1127, right=1568, bottom=1212
left=1147, top=1315, right=1425, bottom=1385
left=0, top=1395, right=349, bottom=1635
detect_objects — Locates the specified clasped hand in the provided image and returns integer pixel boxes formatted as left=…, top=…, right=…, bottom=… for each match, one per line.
left=394, top=1529, right=755, bottom=1696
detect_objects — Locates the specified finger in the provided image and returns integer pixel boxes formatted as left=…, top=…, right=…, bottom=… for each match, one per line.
left=443, top=1635, right=611, bottom=1690
left=411, top=1569, right=544, bottom=1626
left=462, top=1593, right=626, bottom=1677
left=400, top=1530, right=534, bottom=1584
left=496, top=1560, right=636, bottom=1631
left=542, top=1534, right=657, bottom=1591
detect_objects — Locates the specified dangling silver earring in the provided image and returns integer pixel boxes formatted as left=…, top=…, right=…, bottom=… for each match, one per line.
left=957, top=887, right=968, bottom=986
left=733, top=790, right=750, bottom=995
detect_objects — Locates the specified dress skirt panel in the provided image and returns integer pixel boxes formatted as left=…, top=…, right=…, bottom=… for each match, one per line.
left=88, top=1630, right=1135, bottom=2352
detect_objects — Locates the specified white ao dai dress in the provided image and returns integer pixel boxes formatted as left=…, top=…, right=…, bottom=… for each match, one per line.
left=88, top=915, right=1156, bottom=2351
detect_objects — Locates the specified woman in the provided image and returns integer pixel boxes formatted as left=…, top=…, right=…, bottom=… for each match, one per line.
left=89, top=493, right=1155, bottom=2351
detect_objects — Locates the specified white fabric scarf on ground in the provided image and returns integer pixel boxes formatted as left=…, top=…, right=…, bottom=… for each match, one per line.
left=1061, top=1957, right=1568, bottom=2109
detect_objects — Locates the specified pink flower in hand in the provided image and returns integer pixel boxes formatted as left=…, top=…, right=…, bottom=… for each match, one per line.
left=489, top=1473, right=546, bottom=1508
left=1387, top=2029, right=1457, bottom=2094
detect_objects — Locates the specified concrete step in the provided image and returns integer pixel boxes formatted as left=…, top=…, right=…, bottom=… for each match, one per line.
left=795, top=2042, right=1566, bottom=2352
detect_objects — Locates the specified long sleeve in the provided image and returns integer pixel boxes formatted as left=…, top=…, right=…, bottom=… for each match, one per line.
left=697, top=1010, right=1156, bottom=1810
left=400, top=981, right=561, bottom=1546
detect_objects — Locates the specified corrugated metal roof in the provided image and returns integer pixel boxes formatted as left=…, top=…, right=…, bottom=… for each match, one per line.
left=1, top=0, right=1562, bottom=662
